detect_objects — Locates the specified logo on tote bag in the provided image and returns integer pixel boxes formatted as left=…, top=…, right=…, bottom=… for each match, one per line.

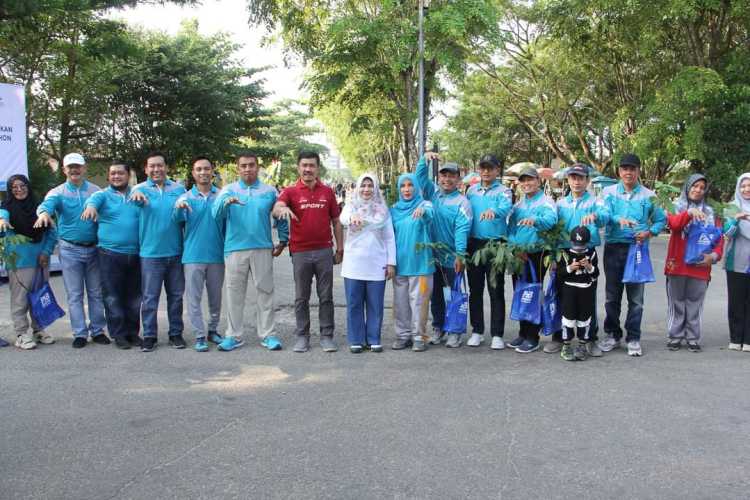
left=521, top=290, right=534, bottom=304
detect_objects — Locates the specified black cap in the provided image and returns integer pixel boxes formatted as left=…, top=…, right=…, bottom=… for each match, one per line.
left=438, top=162, right=460, bottom=174
left=479, top=154, right=501, bottom=169
left=567, top=163, right=589, bottom=178
left=619, top=153, right=641, bottom=168
left=518, top=166, right=539, bottom=179
left=570, top=225, right=591, bottom=250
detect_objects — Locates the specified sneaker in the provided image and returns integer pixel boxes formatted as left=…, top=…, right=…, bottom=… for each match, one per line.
left=728, top=343, right=742, bottom=351
left=0, top=337, right=9, bottom=348
left=586, top=341, right=603, bottom=357
left=412, top=339, right=427, bottom=352
left=574, top=343, right=588, bottom=361
left=141, top=337, right=157, bottom=352
left=114, top=336, right=131, bottom=350
left=667, top=338, right=682, bottom=351
left=508, top=336, right=524, bottom=348
left=392, top=338, right=413, bottom=350
left=743, top=344, right=750, bottom=353
left=350, top=345, right=363, bottom=354
left=598, top=335, right=620, bottom=352
left=627, top=340, right=642, bottom=357
left=72, top=337, right=87, bottom=349
left=445, top=333, right=462, bottom=348
left=320, top=336, right=338, bottom=352
left=543, top=340, right=562, bottom=354
left=560, top=343, right=575, bottom=361
left=428, top=328, right=445, bottom=345
left=261, top=335, right=283, bottom=351
left=127, top=335, right=143, bottom=347
left=207, top=331, right=223, bottom=345
left=370, top=344, right=383, bottom=353
left=467, top=333, right=483, bottom=347
left=194, top=337, right=209, bottom=352
left=92, top=334, right=111, bottom=345
left=686, top=341, right=701, bottom=353
left=34, top=332, right=55, bottom=345
left=15, top=334, right=36, bottom=350
left=490, top=336, right=506, bottom=350
left=168, top=335, right=187, bottom=349
left=217, top=336, right=244, bottom=351
left=293, top=336, right=310, bottom=353
left=515, top=339, right=540, bottom=353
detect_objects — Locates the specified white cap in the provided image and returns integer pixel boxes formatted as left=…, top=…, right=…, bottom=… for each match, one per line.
left=63, top=152, right=86, bottom=167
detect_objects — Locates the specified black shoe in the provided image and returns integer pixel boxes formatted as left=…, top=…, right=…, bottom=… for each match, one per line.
left=114, top=337, right=131, bottom=350
left=72, top=337, right=87, bottom=349
left=141, top=337, right=157, bottom=352
left=168, top=335, right=187, bottom=349
left=92, top=334, right=111, bottom=345
left=127, top=335, right=143, bottom=347
left=687, top=341, right=701, bottom=352
left=508, top=336, right=524, bottom=348
left=667, top=338, right=682, bottom=351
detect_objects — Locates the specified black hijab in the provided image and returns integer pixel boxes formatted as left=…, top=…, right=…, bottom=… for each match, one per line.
left=2, top=174, right=44, bottom=243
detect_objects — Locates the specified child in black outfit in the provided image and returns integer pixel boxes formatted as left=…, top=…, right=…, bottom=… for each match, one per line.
left=556, top=226, right=599, bottom=361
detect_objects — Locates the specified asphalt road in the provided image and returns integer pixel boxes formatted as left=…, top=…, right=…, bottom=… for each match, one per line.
left=1, top=235, right=748, bottom=499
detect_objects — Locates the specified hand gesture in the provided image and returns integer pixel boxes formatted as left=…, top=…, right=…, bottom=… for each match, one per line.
left=479, top=209, right=496, bottom=221
left=619, top=218, right=637, bottom=229
left=129, top=190, right=148, bottom=204
left=696, top=253, right=714, bottom=267
left=424, top=152, right=440, bottom=162
left=275, top=205, right=299, bottom=222
left=735, top=211, right=750, bottom=221
left=224, top=196, right=245, bottom=207
left=688, top=208, right=706, bottom=222
left=0, top=217, right=13, bottom=232
left=80, top=206, right=99, bottom=222
left=33, top=212, right=53, bottom=229
left=175, top=199, right=192, bottom=212
left=349, top=214, right=363, bottom=227
left=634, top=230, right=651, bottom=243
left=517, top=217, right=535, bottom=227
left=412, top=207, right=425, bottom=219
left=580, top=213, right=596, bottom=225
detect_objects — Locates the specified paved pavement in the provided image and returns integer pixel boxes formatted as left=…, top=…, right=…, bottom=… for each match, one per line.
left=1, top=236, right=748, bottom=499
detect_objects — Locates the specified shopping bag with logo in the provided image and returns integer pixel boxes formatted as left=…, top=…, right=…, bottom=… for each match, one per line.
left=622, top=242, right=655, bottom=284
left=541, top=269, right=562, bottom=335
left=27, top=267, right=65, bottom=329
left=684, top=222, right=722, bottom=265
left=510, top=261, right=542, bottom=324
left=443, top=273, right=468, bottom=334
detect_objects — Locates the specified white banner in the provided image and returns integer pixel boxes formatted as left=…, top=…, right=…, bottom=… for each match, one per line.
left=0, top=83, right=28, bottom=191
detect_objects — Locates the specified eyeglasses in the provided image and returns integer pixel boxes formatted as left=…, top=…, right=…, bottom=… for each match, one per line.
left=10, top=184, right=28, bottom=191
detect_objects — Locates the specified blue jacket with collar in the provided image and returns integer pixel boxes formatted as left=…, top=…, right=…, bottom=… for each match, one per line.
left=466, top=180, right=513, bottom=240
left=131, top=178, right=186, bottom=258
left=37, top=180, right=100, bottom=244
left=173, top=185, right=225, bottom=264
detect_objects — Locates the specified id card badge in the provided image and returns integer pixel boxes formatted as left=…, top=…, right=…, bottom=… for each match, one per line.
left=443, top=286, right=452, bottom=303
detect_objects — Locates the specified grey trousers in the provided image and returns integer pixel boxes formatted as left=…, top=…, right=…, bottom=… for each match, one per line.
left=393, top=275, right=433, bottom=340
left=224, top=249, right=277, bottom=340
left=184, top=263, right=224, bottom=337
left=9, top=267, right=47, bottom=336
left=291, top=248, right=334, bottom=338
left=666, top=275, right=709, bottom=341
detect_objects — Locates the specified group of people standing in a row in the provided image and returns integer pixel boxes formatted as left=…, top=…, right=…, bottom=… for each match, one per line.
left=2, top=150, right=750, bottom=358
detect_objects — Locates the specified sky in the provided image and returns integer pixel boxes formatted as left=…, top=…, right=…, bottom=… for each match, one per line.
left=110, top=0, right=306, bottom=105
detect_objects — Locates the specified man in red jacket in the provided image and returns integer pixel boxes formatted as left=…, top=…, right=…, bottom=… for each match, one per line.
left=664, top=173, right=723, bottom=351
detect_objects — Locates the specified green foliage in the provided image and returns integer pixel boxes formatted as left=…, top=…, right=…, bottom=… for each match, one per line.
left=0, top=234, right=30, bottom=270
left=0, top=1, right=196, bottom=21
left=653, top=181, right=681, bottom=214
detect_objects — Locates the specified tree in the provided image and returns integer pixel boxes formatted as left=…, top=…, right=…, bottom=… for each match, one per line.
left=0, top=0, right=196, bottom=21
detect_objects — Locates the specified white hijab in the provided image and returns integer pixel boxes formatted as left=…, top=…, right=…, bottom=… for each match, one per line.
left=347, top=173, right=389, bottom=231
left=734, top=173, right=750, bottom=239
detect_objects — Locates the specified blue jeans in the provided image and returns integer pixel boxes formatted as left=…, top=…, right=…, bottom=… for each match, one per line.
left=431, top=265, right=457, bottom=330
left=140, top=256, right=184, bottom=338
left=98, top=248, right=141, bottom=339
left=603, top=243, right=645, bottom=341
left=344, top=278, right=386, bottom=346
left=59, top=241, right=106, bottom=338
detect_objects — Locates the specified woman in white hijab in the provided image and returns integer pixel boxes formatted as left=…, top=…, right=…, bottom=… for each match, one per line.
left=339, top=173, right=396, bottom=353
left=723, top=173, right=750, bottom=351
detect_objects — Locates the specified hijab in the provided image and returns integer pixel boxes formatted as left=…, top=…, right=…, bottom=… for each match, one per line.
left=676, top=173, right=714, bottom=226
left=734, top=173, right=750, bottom=240
left=390, top=173, right=424, bottom=222
left=347, top=173, right=389, bottom=230
left=1, top=174, right=44, bottom=243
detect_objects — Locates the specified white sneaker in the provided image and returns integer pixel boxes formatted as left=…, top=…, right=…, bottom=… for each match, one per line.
left=445, top=334, right=462, bottom=348
left=467, top=333, right=483, bottom=347
left=34, top=331, right=55, bottom=345
left=428, top=328, right=445, bottom=345
left=490, top=336, right=506, bottom=350
left=627, top=340, right=642, bottom=357
left=728, top=343, right=742, bottom=351
left=743, top=344, right=750, bottom=353
left=15, top=333, right=37, bottom=350
left=598, top=335, right=620, bottom=352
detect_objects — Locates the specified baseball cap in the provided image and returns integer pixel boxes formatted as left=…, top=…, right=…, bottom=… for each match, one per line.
left=566, top=163, right=589, bottom=177
left=619, top=153, right=641, bottom=168
left=518, top=166, right=539, bottom=179
left=478, top=154, right=501, bottom=169
left=63, top=152, right=86, bottom=167
left=438, top=162, right=460, bottom=174
left=570, top=225, right=591, bottom=250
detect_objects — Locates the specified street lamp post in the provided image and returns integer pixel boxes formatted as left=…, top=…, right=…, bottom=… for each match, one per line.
left=417, top=0, right=427, bottom=159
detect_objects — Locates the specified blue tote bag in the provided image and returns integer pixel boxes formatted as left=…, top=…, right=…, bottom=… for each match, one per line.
left=510, top=261, right=542, bottom=324
left=541, top=269, right=562, bottom=335
left=684, top=222, right=722, bottom=265
left=27, top=267, right=65, bottom=329
left=622, top=242, right=656, bottom=284
left=443, top=274, right=468, bottom=334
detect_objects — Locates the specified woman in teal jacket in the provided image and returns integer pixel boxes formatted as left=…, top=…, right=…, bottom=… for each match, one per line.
left=390, top=173, right=435, bottom=352
left=0, top=175, right=58, bottom=349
